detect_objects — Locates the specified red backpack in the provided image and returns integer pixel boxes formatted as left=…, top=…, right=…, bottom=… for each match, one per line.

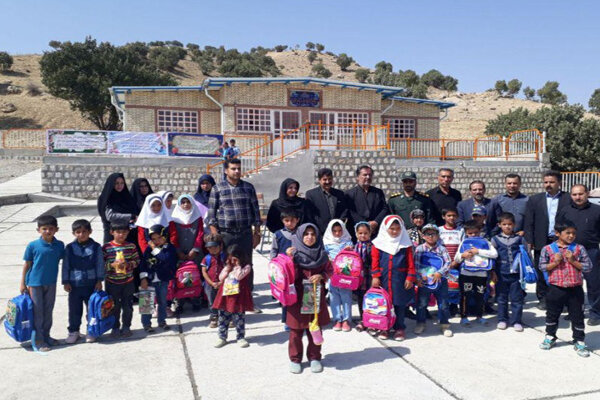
left=167, top=261, right=203, bottom=301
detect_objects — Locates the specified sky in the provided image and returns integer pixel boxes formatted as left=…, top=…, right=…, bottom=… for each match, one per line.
left=1, top=0, right=598, bottom=106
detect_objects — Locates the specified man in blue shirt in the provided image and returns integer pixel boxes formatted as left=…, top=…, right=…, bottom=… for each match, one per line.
left=487, top=174, right=528, bottom=237
left=20, top=215, right=65, bottom=351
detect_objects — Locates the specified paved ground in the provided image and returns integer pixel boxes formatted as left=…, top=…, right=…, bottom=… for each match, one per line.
left=1, top=171, right=600, bottom=400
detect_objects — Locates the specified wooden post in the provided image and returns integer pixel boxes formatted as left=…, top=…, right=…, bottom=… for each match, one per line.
left=407, top=138, right=412, bottom=159
left=318, top=120, right=322, bottom=148
left=352, top=121, right=357, bottom=149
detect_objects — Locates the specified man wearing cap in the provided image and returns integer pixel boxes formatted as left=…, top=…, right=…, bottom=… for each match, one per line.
left=471, top=205, right=488, bottom=237
left=457, top=180, right=491, bottom=227
left=388, top=171, right=436, bottom=229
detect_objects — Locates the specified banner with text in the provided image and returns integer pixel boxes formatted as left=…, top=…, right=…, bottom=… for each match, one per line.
left=107, top=131, right=167, bottom=156
left=168, top=133, right=223, bottom=157
left=46, top=130, right=108, bottom=154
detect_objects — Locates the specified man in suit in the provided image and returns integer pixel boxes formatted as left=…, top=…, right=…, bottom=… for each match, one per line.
left=524, top=171, right=570, bottom=309
left=457, top=180, right=491, bottom=227
left=305, top=168, right=348, bottom=234
left=345, top=165, right=389, bottom=239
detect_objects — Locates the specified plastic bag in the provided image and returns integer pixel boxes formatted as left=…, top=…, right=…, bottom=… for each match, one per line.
left=136, top=287, right=156, bottom=315
left=308, top=281, right=323, bottom=346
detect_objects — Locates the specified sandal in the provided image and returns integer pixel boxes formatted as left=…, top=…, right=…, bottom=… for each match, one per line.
left=355, top=322, right=365, bottom=332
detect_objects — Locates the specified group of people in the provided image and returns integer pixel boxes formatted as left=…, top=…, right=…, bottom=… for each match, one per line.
left=18, top=159, right=599, bottom=369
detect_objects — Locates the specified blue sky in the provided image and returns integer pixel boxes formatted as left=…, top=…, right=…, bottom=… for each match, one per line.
left=1, top=0, right=597, bottom=106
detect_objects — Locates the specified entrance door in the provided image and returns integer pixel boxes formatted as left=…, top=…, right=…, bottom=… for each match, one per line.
left=272, top=110, right=301, bottom=155
left=309, top=112, right=336, bottom=148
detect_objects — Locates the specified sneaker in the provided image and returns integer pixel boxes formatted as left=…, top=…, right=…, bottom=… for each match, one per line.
left=214, top=338, right=227, bottom=348
left=45, top=337, right=59, bottom=346
left=121, top=329, right=133, bottom=338
left=355, top=322, right=365, bottom=332
left=38, top=343, right=51, bottom=352
left=85, top=335, right=96, bottom=343
left=497, top=321, right=507, bottom=330
left=333, top=321, right=343, bottom=331
left=289, top=362, right=302, bottom=374
left=378, top=331, right=389, bottom=340
left=588, top=318, right=600, bottom=326
left=475, top=317, right=488, bottom=326
left=144, top=326, right=155, bottom=333
left=539, top=335, right=556, bottom=350
left=110, top=329, right=120, bottom=339
left=367, top=328, right=377, bottom=336
left=166, top=308, right=175, bottom=318
left=209, top=319, right=218, bottom=329
left=341, top=320, right=352, bottom=332
left=66, top=332, right=80, bottom=344
left=238, top=338, right=249, bottom=348
left=574, top=341, right=590, bottom=357
left=405, top=308, right=417, bottom=320
left=310, top=360, right=323, bottom=373
left=159, top=322, right=171, bottom=331
left=460, top=318, right=471, bottom=327
left=414, top=323, right=425, bottom=335
left=441, top=325, right=453, bottom=337
left=513, top=323, right=524, bottom=332
left=393, top=330, right=405, bottom=341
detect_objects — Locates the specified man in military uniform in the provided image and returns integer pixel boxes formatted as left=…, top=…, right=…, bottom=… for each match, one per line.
left=388, top=171, right=436, bottom=229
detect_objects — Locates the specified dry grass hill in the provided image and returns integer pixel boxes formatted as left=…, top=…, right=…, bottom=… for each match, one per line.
left=1, top=50, right=594, bottom=139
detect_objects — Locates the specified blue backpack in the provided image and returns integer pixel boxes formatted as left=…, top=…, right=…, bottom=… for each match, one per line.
left=4, top=294, right=34, bottom=342
left=418, top=251, right=444, bottom=290
left=514, top=245, right=536, bottom=289
left=459, top=237, right=495, bottom=272
left=87, top=291, right=116, bottom=338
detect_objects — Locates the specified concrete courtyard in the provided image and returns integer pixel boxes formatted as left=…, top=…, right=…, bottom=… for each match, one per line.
left=1, top=170, right=600, bottom=400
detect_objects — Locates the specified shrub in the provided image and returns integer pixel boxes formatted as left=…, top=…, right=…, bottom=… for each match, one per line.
left=336, top=53, right=353, bottom=71
left=355, top=68, right=370, bottom=83
left=312, top=63, right=332, bottom=78
left=0, top=51, right=13, bottom=72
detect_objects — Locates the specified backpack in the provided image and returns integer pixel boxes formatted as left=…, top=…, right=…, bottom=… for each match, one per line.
left=459, top=237, right=494, bottom=272
left=167, top=261, right=203, bottom=301
left=4, top=294, right=34, bottom=343
left=267, top=254, right=297, bottom=306
left=514, top=245, right=536, bottom=288
left=331, top=249, right=363, bottom=290
left=362, top=287, right=396, bottom=331
left=546, top=243, right=578, bottom=284
left=87, top=291, right=116, bottom=338
left=418, top=251, right=444, bottom=290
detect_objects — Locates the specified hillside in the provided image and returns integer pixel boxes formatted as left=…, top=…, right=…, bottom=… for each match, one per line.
left=1, top=51, right=594, bottom=139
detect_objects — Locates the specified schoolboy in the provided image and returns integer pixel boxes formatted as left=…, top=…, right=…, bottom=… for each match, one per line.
left=438, top=208, right=464, bottom=261
left=471, top=205, right=488, bottom=237
left=201, top=233, right=226, bottom=328
left=20, top=215, right=65, bottom=351
left=539, top=221, right=592, bottom=357
left=102, top=220, right=140, bottom=338
left=490, top=213, right=527, bottom=332
left=63, top=219, right=104, bottom=344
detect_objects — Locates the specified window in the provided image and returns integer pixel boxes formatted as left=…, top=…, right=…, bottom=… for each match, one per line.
left=337, top=112, right=369, bottom=125
left=157, top=110, right=198, bottom=133
left=236, top=108, right=271, bottom=132
left=386, top=118, right=416, bottom=138
left=273, top=111, right=300, bottom=138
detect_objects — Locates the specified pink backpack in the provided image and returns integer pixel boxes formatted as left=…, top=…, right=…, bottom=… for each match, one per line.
left=167, top=261, right=203, bottom=301
left=362, top=287, right=396, bottom=331
left=331, top=249, right=363, bottom=290
left=268, top=254, right=297, bottom=306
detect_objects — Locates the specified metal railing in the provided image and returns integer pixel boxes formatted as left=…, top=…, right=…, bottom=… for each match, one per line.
left=561, top=172, right=600, bottom=192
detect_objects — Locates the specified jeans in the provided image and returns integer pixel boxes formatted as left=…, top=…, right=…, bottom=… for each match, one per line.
left=534, top=248, right=549, bottom=302
left=496, top=273, right=524, bottom=325
left=67, top=285, right=95, bottom=333
left=106, top=281, right=135, bottom=331
left=204, top=284, right=218, bottom=319
left=545, top=285, right=585, bottom=342
left=29, top=285, right=56, bottom=342
left=417, top=279, right=449, bottom=324
left=584, top=247, right=600, bottom=319
left=329, top=285, right=352, bottom=322
left=141, top=280, right=169, bottom=327
left=218, top=311, right=245, bottom=340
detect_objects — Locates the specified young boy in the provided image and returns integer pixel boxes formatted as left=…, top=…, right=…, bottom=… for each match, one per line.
left=455, top=220, right=497, bottom=326
left=414, top=224, right=453, bottom=337
left=539, top=222, right=592, bottom=357
left=20, top=215, right=65, bottom=351
left=269, top=210, right=300, bottom=330
left=62, top=219, right=104, bottom=344
left=201, top=233, right=226, bottom=328
left=102, top=220, right=140, bottom=338
left=140, top=224, right=178, bottom=333
left=471, top=205, right=488, bottom=238
left=407, top=209, right=426, bottom=247
left=438, top=208, right=464, bottom=316
left=490, top=213, right=527, bottom=332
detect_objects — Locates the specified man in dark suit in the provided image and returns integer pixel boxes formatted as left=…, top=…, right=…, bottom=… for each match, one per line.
left=523, top=171, right=570, bottom=309
left=457, top=180, right=491, bottom=227
left=345, top=165, right=389, bottom=239
left=305, top=168, right=348, bottom=234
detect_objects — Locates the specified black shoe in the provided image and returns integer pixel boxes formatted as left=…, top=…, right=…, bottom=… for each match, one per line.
left=564, top=314, right=571, bottom=321
left=405, top=308, right=417, bottom=320
left=485, top=304, right=497, bottom=315
left=588, top=318, right=600, bottom=326
left=536, top=302, right=547, bottom=311
left=449, top=304, right=459, bottom=317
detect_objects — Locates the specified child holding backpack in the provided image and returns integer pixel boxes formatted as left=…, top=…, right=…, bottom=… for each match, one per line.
left=371, top=215, right=416, bottom=341
left=323, top=219, right=354, bottom=332
left=354, top=221, right=373, bottom=332
left=212, top=245, right=254, bottom=348
left=139, top=224, right=178, bottom=333
left=413, top=224, right=453, bottom=337
left=201, top=233, right=226, bottom=328
left=539, top=221, right=592, bottom=357
left=62, top=219, right=104, bottom=344
left=286, top=223, right=331, bottom=374
left=490, top=212, right=528, bottom=332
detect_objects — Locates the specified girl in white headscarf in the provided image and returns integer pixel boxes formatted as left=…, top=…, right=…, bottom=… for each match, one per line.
left=171, top=194, right=205, bottom=263
left=322, top=219, right=353, bottom=261
left=370, top=215, right=416, bottom=341
left=137, top=194, right=172, bottom=253
left=157, top=190, right=176, bottom=220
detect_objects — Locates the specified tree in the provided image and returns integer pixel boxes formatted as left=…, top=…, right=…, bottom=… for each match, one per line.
left=307, top=51, right=317, bottom=64
left=274, top=45, right=287, bottom=52
left=166, top=40, right=184, bottom=47
left=409, top=82, right=429, bottom=99
left=148, top=41, right=165, bottom=47
left=187, top=43, right=200, bottom=51
left=421, top=69, right=445, bottom=88
left=48, top=40, right=61, bottom=49
left=441, top=75, right=458, bottom=91
left=355, top=68, right=370, bottom=83
left=197, top=55, right=215, bottom=75
left=537, top=81, right=567, bottom=105
left=312, top=63, right=332, bottom=78
left=589, top=89, right=600, bottom=116
left=523, top=86, right=536, bottom=100
left=397, top=69, right=419, bottom=88
left=336, top=53, right=353, bottom=71
left=374, top=61, right=393, bottom=73
left=0, top=51, right=13, bottom=72
left=40, top=37, right=176, bottom=130
left=305, top=42, right=315, bottom=50
left=148, top=46, right=184, bottom=71
left=494, top=80, right=508, bottom=95
left=506, top=79, right=522, bottom=97
left=315, top=43, right=325, bottom=52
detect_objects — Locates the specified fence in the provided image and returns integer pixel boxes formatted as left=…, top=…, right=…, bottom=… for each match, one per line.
left=1, top=129, right=47, bottom=149
left=561, top=172, right=600, bottom=192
